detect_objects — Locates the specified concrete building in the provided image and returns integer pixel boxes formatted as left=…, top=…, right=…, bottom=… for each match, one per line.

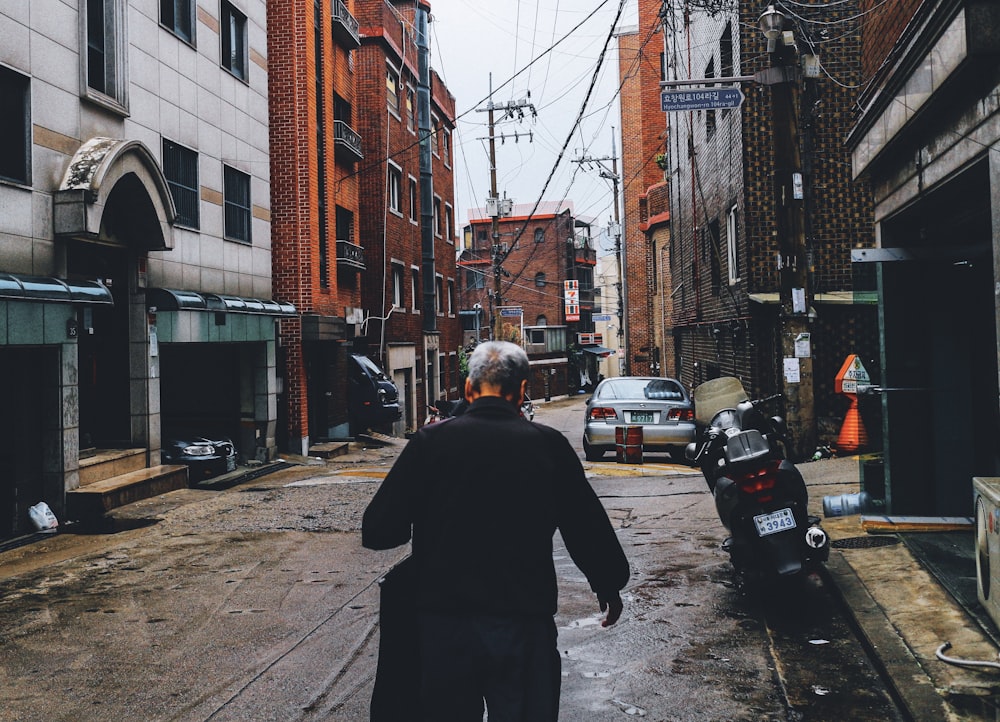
left=354, top=0, right=461, bottom=433
left=0, top=0, right=285, bottom=536
left=846, top=0, right=1000, bottom=514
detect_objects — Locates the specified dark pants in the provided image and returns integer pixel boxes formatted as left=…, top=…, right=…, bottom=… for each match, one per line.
left=416, top=612, right=561, bottom=722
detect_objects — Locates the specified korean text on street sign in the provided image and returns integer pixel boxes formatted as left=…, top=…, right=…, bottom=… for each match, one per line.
left=499, top=307, right=522, bottom=317
left=661, top=87, right=745, bottom=112
left=835, top=354, right=871, bottom=395
left=593, top=314, right=612, bottom=322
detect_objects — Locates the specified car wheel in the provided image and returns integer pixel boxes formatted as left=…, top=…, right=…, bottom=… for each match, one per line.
left=583, top=438, right=604, bottom=462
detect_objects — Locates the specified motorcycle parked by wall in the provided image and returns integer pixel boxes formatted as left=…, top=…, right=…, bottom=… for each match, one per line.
left=686, top=377, right=829, bottom=592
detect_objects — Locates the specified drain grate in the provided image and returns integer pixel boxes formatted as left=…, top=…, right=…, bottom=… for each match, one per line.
left=832, top=535, right=900, bottom=549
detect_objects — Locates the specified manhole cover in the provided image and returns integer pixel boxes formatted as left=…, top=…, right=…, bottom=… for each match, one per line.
left=832, top=535, right=900, bottom=549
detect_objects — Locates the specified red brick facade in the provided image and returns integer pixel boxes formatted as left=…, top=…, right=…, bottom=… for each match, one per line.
left=355, top=0, right=461, bottom=427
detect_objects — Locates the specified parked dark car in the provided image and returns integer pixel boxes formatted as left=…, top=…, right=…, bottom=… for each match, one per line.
left=348, top=354, right=401, bottom=433
left=582, top=376, right=696, bottom=461
left=161, top=434, right=237, bottom=482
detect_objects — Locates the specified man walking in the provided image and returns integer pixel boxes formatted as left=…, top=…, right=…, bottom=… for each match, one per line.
left=363, top=341, right=630, bottom=721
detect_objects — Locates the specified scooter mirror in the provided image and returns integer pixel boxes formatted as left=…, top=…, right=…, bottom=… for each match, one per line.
left=685, top=442, right=698, bottom=461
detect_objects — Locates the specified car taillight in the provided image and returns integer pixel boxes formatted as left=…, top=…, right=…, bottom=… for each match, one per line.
left=735, top=460, right=781, bottom=502
left=589, top=406, right=618, bottom=421
left=667, top=407, right=694, bottom=422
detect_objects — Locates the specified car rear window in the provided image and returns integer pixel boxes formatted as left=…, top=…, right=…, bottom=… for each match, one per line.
left=598, top=378, right=685, bottom=401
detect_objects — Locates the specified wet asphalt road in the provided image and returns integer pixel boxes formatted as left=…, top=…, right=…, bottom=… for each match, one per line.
left=0, top=395, right=901, bottom=721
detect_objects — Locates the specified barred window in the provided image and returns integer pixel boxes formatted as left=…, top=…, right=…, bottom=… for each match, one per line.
left=223, top=164, right=251, bottom=243
left=163, top=139, right=199, bottom=228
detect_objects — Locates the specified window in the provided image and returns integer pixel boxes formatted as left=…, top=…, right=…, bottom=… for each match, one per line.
left=433, top=196, right=442, bottom=237
left=534, top=318, right=546, bottom=330
left=163, top=139, right=199, bottom=228
left=435, top=275, right=444, bottom=314
left=223, top=164, right=251, bottom=242
left=534, top=272, right=546, bottom=288
left=386, top=65, right=399, bottom=113
left=445, top=204, right=453, bottom=243
left=406, top=86, right=415, bottom=132
left=720, top=22, right=734, bottom=79
left=336, top=205, right=354, bottom=242
left=430, top=114, right=440, bottom=156
left=0, top=67, right=30, bottom=185
left=466, top=268, right=484, bottom=290
left=387, top=164, right=401, bottom=213
left=442, top=129, right=451, bottom=166
left=391, top=263, right=404, bottom=308
left=727, top=203, right=740, bottom=285
left=408, top=177, right=418, bottom=221
left=221, top=1, right=248, bottom=80
left=411, top=267, right=420, bottom=310
left=534, top=228, right=544, bottom=243
left=708, top=217, right=721, bottom=294
left=447, top=279, right=455, bottom=314
left=85, top=0, right=127, bottom=107
left=160, top=0, right=195, bottom=43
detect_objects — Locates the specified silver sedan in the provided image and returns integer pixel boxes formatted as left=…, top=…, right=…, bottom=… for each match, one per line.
left=582, top=376, right=696, bottom=461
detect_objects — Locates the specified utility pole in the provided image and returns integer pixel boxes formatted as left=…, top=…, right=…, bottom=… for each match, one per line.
left=759, top=5, right=815, bottom=460
left=572, top=137, right=625, bottom=370
left=475, top=80, right=536, bottom=340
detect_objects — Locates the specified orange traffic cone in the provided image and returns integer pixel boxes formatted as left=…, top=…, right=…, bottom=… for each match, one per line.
left=836, top=395, right=868, bottom=453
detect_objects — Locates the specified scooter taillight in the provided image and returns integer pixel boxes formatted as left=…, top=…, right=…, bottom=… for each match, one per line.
left=735, top=460, right=781, bottom=502
left=589, top=407, right=618, bottom=421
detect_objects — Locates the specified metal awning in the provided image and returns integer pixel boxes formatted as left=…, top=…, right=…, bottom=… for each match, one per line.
left=145, top=288, right=296, bottom=315
left=581, top=345, right=615, bottom=357
left=0, top=274, right=113, bottom=304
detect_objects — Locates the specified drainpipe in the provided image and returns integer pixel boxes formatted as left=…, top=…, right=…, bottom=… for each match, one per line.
left=416, top=2, right=435, bottom=332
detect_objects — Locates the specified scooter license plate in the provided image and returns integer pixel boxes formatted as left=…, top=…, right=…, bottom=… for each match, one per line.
left=754, top=508, right=796, bottom=536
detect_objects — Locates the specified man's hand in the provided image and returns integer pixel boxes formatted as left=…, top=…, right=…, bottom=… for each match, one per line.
left=598, top=592, right=623, bottom=627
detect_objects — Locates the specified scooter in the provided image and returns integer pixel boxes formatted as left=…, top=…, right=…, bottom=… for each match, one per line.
left=686, top=377, right=829, bottom=591
left=520, top=394, right=535, bottom=421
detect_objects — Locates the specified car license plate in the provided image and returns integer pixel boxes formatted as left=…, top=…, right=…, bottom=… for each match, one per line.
left=754, top=508, right=796, bottom=536
left=630, top=411, right=654, bottom=423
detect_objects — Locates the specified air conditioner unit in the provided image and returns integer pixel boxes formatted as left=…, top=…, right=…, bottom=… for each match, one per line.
left=974, top=477, right=1000, bottom=627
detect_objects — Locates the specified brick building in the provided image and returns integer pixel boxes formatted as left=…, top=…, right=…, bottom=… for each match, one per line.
left=457, top=201, right=600, bottom=393
left=845, top=0, right=1000, bottom=515
left=659, top=1, right=877, bottom=454
left=616, top=2, right=670, bottom=378
left=354, top=0, right=461, bottom=433
left=269, top=0, right=366, bottom=453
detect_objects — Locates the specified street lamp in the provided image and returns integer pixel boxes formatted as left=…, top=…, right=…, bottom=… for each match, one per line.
left=758, top=5, right=786, bottom=52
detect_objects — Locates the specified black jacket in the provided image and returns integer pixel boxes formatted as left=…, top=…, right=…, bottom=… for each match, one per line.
left=362, top=396, right=630, bottom=616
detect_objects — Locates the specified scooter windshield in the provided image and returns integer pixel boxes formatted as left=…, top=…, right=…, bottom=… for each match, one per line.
left=692, top=377, right=749, bottom=426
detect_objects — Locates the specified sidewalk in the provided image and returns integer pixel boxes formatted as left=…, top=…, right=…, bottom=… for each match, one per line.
left=802, top=456, right=1000, bottom=721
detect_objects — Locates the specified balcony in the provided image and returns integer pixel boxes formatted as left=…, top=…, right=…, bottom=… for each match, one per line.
left=334, top=120, right=363, bottom=163
left=336, top=239, right=366, bottom=270
left=332, top=0, right=361, bottom=49
left=572, top=246, right=596, bottom=265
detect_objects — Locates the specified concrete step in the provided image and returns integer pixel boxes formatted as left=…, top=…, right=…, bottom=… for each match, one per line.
left=79, top=448, right=147, bottom=486
left=308, top=441, right=351, bottom=459
left=67, top=464, right=189, bottom=520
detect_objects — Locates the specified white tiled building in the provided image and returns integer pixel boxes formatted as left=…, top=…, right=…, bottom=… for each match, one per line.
left=0, top=0, right=287, bottom=536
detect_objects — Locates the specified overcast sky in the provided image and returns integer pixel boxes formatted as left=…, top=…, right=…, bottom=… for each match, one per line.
left=426, top=0, right=639, bottom=250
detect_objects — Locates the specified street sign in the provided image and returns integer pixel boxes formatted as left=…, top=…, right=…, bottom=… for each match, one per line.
left=593, top=314, right=612, bottom=322
left=661, top=87, right=745, bottom=112
left=499, top=307, right=522, bottom=317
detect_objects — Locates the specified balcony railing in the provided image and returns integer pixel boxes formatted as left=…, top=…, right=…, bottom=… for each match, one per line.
left=334, top=120, right=363, bottom=163
left=336, top=239, right=366, bottom=270
left=332, top=0, right=361, bottom=49
left=572, top=246, right=596, bottom=265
